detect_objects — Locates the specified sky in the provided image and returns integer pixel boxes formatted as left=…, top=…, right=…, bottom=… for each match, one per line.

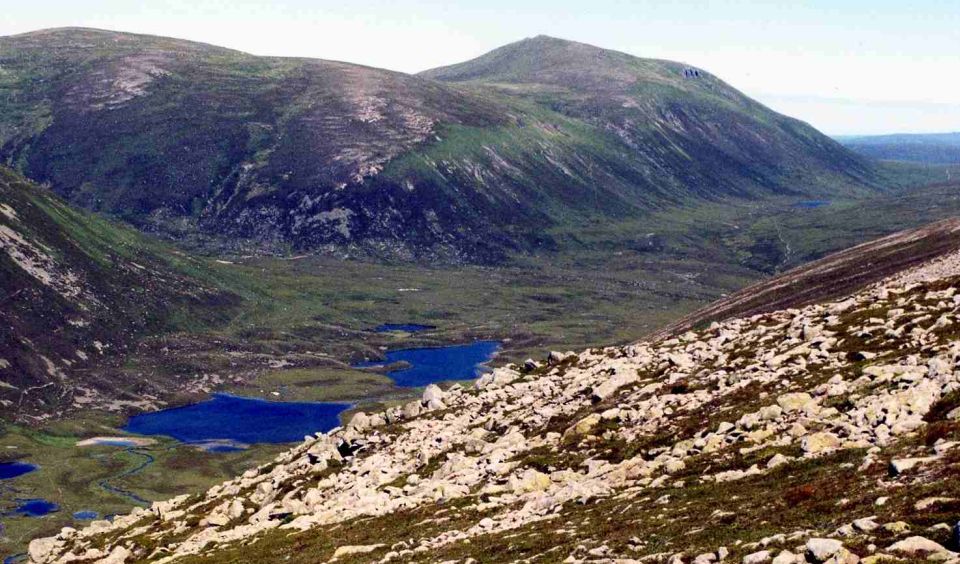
left=2, top=0, right=958, bottom=135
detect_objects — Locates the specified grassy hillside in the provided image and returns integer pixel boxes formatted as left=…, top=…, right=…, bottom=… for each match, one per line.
left=6, top=177, right=960, bottom=561
left=0, top=167, right=240, bottom=418
left=0, top=164, right=752, bottom=420
left=420, top=35, right=882, bottom=197
left=0, top=28, right=894, bottom=262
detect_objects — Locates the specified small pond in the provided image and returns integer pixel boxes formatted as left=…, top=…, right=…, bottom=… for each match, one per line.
left=794, top=200, right=831, bottom=208
left=0, top=462, right=37, bottom=480
left=191, top=440, right=248, bottom=453
left=373, top=323, right=436, bottom=333
left=9, top=499, right=58, bottom=517
left=72, top=510, right=98, bottom=520
left=353, top=340, right=501, bottom=387
left=121, top=340, right=500, bottom=447
left=124, top=394, right=350, bottom=444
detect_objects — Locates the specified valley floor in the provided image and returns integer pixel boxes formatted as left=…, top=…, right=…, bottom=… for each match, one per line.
left=5, top=174, right=960, bottom=559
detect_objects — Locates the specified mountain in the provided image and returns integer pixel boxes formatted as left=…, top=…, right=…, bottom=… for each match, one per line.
left=419, top=35, right=878, bottom=191
left=29, top=219, right=960, bottom=562
left=0, top=29, right=881, bottom=262
left=651, top=217, right=960, bottom=339
left=0, top=167, right=237, bottom=418
left=839, top=132, right=960, bottom=165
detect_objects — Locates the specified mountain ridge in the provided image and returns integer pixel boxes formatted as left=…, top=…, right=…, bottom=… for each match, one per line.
left=839, top=132, right=960, bottom=165
left=3, top=26, right=246, bottom=55
left=0, top=28, right=882, bottom=263
left=420, top=34, right=723, bottom=91
left=650, top=217, right=960, bottom=340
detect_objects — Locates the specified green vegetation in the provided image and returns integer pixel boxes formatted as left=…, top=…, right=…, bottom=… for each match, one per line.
left=0, top=417, right=286, bottom=555
left=5, top=26, right=960, bottom=563
left=6, top=162, right=960, bottom=416
left=0, top=28, right=911, bottom=263
left=4, top=171, right=960, bottom=559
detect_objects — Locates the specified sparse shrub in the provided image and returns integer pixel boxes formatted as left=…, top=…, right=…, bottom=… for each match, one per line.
left=925, top=391, right=960, bottom=422
left=717, top=512, right=737, bottom=525
left=691, top=320, right=713, bottom=332
left=784, top=483, right=817, bottom=505
left=924, top=421, right=958, bottom=446
left=522, top=452, right=556, bottom=473
left=824, top=396, right=855, bottom=411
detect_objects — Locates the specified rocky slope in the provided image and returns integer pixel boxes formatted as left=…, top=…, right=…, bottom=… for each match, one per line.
left=0, top=29, right=881, bottom=262
left=29, top=224, right=960, bottom=562
left=0, top=166, right=237, bottom=420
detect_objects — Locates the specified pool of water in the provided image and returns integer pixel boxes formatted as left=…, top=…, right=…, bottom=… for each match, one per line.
left=10, top=499, right=58, bottom=517
left=353, top=340, right=501, bottom=387
left=0, top=462, right=37, bottom=480
left=373, top=323, right=436, bottom=333
left=124, top=394, right=351, bottom=444
left=794, top=200, right=831, bottom=208
left=72, top=510, right=98, bottom=520
left=191, top=440, right=248, bottom=453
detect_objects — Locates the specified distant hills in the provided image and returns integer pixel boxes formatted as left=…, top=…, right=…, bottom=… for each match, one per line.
left=0, top=29, right=881, bottom=262
left=839, top=132, right=960, bottom=165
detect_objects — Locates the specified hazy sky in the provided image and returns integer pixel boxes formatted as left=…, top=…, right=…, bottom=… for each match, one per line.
left=2, top=0, right=958, bottom=135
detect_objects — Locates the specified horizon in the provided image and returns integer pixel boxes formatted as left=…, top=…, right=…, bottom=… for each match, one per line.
left=2, top=0, right=959, bottom=136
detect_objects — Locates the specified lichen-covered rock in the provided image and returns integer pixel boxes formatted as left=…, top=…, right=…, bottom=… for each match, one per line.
left=802, top=432, right=841, bottom=455
left=806, top=538, right=844, bottom=562
left=886, top=536, right=951, bottom=556
left=777, top=393, right=816, bottom=413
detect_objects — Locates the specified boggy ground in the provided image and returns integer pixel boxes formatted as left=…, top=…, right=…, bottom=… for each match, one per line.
left=30, top=226, right=960, bottom=563
left=0, top=416, right=286, bottom=559
left=94, top=177, right=960, bottom=412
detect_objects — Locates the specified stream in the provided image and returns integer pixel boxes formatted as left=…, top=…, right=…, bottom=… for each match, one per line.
left=95, top=447, right=155, bottom=506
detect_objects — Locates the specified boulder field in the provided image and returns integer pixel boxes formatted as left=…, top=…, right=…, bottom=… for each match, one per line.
left=29, top=250, right=960, bottom=563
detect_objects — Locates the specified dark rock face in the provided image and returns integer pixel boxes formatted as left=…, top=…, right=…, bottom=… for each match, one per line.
left=1, top=29, right=878, bottom=262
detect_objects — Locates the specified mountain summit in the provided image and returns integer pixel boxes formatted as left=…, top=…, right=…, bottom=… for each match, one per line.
left=421, top=35, right=872, bottom=192
left=1, top=29, right=877, bottom=262
left=420, top=34, right=705, bottom=90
